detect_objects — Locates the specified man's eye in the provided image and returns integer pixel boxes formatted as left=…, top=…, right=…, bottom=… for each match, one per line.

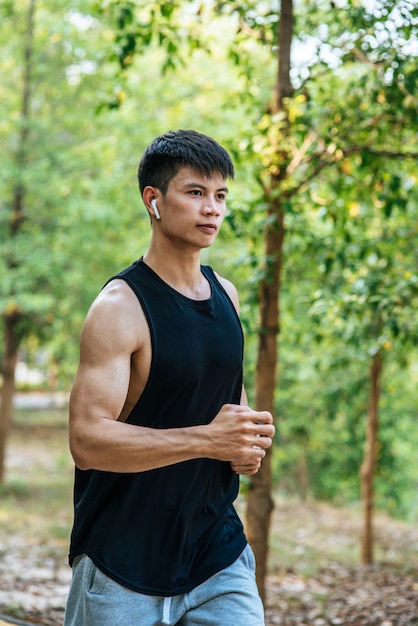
left=191, top=190, right=202, bottom=196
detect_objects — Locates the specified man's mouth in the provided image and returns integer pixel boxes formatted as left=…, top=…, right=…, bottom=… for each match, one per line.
left=197, top=224, right=217, bottom=234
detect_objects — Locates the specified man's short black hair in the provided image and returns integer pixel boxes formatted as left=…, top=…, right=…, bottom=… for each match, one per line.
left=138, top=129, right=235, bottom=196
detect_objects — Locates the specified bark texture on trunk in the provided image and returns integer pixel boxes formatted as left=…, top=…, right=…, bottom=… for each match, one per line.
left=246, top=206, right=285, bottom=601
left=245, top=0, right=293, bottom=602
left=360, top=351, right=382, bottom=564
left=0, top=313, right=20, bottom=482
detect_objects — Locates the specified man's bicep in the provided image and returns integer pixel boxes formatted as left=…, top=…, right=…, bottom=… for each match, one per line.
left=70, top=298, right=136, bottom=423
left=70, top=353, right=131, bottom=422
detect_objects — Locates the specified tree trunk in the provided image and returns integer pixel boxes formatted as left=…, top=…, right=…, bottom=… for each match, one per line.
left=0, top=0, right=36, bottom=482
left=0, top=312, right=21, bottom=482
left=245, top=0, right=293, bottom=602
left=360, top=351, right=382, bottom=564
left=246, top=204, right=285, bottom=601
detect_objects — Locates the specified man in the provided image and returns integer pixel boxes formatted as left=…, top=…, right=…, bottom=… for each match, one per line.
left=64, top=129, right=274, bottom=626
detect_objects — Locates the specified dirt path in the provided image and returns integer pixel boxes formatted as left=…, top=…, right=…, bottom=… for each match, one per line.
left=265, top=563, right=418, bottom=625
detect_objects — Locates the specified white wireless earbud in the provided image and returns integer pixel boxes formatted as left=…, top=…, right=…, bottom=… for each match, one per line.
left=151, top=199, right=161, bottom=220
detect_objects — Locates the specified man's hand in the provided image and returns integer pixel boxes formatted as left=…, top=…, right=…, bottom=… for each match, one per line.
left=230, top=457, right=265, bottom=475
left=205, top=404, right=274, bottom=474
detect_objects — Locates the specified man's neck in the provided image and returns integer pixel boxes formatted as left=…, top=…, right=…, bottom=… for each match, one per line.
left=143, top=246, right=210, bottom=301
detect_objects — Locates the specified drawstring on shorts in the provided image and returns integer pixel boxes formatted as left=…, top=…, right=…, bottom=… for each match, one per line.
left=161, top=596, right=172, bottom=625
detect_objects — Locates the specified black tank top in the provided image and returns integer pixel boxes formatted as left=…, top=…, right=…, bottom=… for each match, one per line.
left=68, top=258, right=247, bottom=595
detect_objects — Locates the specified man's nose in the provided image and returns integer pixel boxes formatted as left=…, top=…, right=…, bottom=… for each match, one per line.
left=203, top=197, right=220, bottom=215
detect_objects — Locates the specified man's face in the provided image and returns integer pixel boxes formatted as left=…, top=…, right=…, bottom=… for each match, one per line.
left=155, top=167, right=229, bottom=250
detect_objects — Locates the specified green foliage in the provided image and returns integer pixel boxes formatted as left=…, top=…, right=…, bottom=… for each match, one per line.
left=307, top=166, right=418, bottom=353
left=272, top=304, right=418, bottom=520
left=1, top=0, right=417, bottom=522
left=89, top=0, right=213, bottom=91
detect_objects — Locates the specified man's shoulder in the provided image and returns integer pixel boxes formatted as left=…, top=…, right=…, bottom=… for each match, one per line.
left=86, top=281, right=135, bottom=323
left=214, top=271, right=238, bottom=298
left=100, top=258, right=148, bottom=304
left=81, top=278, right=147, bottom=352
left=87, top=263, right=147, bottom=324
left=203, top=267, right=240, bottom=312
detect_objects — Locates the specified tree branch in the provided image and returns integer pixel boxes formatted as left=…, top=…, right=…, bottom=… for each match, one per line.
left=284, top=145, right=418, bottom=198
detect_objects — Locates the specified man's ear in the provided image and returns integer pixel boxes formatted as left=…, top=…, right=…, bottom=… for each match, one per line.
left=143, top=186, right=160, bottom=221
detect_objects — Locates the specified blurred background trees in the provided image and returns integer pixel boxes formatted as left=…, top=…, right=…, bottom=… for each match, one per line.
left=1, top=0, right=417, bottom=601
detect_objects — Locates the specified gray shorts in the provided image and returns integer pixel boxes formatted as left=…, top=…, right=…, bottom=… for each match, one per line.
left=64, top=544, right=264, bottom=625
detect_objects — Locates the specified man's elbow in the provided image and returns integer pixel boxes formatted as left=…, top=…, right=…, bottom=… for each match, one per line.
left=69, top=433, right=93, bottom=471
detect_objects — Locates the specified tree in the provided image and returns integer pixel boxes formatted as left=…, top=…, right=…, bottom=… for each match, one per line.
left=0, top=0, right=36, bottom=482
left=245, top=0, right=293, bottom=600
left=0, top=0, right=153, bottom=480
left=308, top=170, right=418, bottom=561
